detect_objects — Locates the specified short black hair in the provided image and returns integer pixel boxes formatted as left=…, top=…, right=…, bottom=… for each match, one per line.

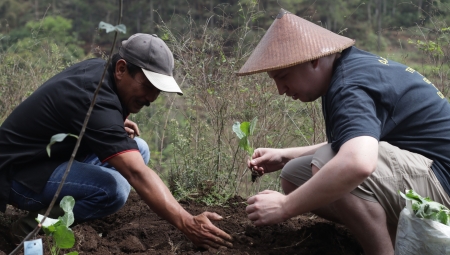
left=110, top=53, right=141, bottom=77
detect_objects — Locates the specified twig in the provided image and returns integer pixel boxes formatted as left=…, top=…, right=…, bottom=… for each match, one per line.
left=272, top=233, right=312, bottom=249
left=9, top=1, right=123, bottom=254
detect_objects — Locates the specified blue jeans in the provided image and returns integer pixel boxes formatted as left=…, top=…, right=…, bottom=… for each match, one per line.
left=8, top=137, right=150, bottom=222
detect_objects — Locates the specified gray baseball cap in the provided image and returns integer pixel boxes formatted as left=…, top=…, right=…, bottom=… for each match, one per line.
left=119, top=33, right=183, bottom=95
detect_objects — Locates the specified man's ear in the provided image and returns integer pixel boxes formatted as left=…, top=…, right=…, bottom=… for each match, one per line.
left=114, top=59, right=127, bottom=81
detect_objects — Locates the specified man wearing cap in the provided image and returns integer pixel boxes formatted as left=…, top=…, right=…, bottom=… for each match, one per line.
left=1, top=33, right=233, bottom=249
left=240, top=9, right=450, bottom=255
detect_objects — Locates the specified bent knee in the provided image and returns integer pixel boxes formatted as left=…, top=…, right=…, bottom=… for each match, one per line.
left=280, top=155, right=314, bottom=188
left=98, top=172, right=130, bottom=212
left=134, top=137, right=150, bottom=164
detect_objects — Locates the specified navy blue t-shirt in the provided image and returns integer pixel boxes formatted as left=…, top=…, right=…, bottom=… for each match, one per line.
left=323, top=46, right=450, bottom=196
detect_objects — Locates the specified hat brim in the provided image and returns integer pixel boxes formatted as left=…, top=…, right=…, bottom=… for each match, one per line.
left=237, top=9, right=355, bottom=76
left=142, top=68, right=183, bottom=95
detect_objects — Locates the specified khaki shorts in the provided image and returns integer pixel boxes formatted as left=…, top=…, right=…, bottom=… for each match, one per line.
left=280, top=142, right=450, bottom=225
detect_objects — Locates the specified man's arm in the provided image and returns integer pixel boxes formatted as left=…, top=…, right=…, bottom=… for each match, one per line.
left=249, top=142, right=328, bottom=174
left=107, top=151, right=233, bottom=249
left=246, top=136, right=378, bottom=225
left=282, top=142, right=328, bottom=158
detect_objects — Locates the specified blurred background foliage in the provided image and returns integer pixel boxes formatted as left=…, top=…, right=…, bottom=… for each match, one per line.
left=1, top=0, right=449, bottom=203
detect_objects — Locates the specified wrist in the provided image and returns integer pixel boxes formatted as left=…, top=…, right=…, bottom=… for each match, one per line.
left=280, top=195, right=294, bottom=221
left=171, top=208, right=194, bottom=232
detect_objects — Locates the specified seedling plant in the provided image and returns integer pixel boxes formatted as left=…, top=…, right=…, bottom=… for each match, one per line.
left=36, top=196, right=78, bottom=255
left=232, top=117, right=259, bottom=182
left=399, top=189, right=450, bottom=225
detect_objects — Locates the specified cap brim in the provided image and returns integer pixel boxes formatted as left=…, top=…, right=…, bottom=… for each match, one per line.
left=142, top=68, right=183, bottom=95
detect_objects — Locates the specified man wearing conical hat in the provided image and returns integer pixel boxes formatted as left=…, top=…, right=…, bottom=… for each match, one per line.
left=241, top=9, right=450, bottom=254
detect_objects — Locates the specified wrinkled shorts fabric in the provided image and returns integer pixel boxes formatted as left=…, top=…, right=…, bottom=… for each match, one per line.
left=280, top=142, right=450, bottom=225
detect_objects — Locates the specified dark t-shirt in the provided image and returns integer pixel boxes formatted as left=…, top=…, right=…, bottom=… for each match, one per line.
left=323, top=46, right=450, bottom=196
left=0, top=58, right=139, bottom=211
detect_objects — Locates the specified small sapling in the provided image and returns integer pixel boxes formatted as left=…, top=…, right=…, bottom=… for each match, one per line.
left=36, top=196, right=78, bottom=255
left=232, top=117, right=259, bottom=182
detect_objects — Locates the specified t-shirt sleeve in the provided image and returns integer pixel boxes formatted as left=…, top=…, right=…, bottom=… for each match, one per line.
left=78, top=101, right=139, bottom=162
left=328, top=85, right=382, bottom=151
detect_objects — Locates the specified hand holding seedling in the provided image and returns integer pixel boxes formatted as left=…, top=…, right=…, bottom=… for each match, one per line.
left=248, top=148, right=288, bottom=175
left=182, top=212, right=233, bottom=249
left=246, top=190, right=289, bottom=226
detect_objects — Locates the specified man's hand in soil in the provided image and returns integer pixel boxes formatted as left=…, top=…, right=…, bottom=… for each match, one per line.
left=182, top=212, right=233, bottom=249
left=124, top=119, right=140, bottom=138
left=246, top=190, right=289, bottom=226
left=107, top=151, right=233, bottom=251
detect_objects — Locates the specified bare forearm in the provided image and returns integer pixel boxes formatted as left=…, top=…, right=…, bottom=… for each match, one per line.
left=283, top=137, right=377, bottom=219
left=283, top=156, right=367, bottom=218
left=129, top=169, right=191, bottom=230
left=283, top=142, right=327, bottom=160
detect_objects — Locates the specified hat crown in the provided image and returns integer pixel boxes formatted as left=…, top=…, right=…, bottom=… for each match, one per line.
left=237, top=9, right=355, bottom=76
left=119, top=33, right=174, bottom=76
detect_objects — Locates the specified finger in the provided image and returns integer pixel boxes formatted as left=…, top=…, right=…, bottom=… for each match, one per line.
left=125, top=127, right=134, bottom=134
left=245, top=204, right=256, bottom=214
left=128, top=122, right=140, bottom=136
left=259, top=189, right=274, bottom=195
left=200, top=213, right=233, bottom=242
left=125, top=119, right=140, bottom=136
left=247, top=195, right=256, bottom=205
left=134, top=125, right=140, bottom=136
left=209, top=225, right=233, bottom=242
left=196, top=243, right=212, bottom=250
left=247, top=159, right=252, bottom=169
left=247, top=212, right=259, bottom=222
left=203, top=234, right=233, bottom=248
left=254, top=168, right=264, bottom=175
left=252, top=148, right=261, bottom=158
left=203, top=211, right=223, bottom=221
left=202, top=239, right=221, bottom=249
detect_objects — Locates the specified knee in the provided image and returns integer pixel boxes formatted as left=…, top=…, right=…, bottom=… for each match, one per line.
left=281, top=178, right=298, bottom=194
left=100, top=172, right=131, bottom=213
left=134, top=137, right=150, bottom=164
left=280, top=156, right=313, bottom=191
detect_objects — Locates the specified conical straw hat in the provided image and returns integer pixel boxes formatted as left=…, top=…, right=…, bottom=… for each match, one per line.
left=237, top=9, right=355, bottom=76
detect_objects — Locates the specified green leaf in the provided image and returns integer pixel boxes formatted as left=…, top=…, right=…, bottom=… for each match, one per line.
left=66, top=252, right=79, bottom=255
left=249, top=117, right=258, bottom=136
left=232, top=122, right=246, bottom=139
left=240, top=121, right=251, bottom=136
left=238, top=137, right=253, bottom=155
left=46, top=133, right=78, bottom=157
left=37, top=214, right=60, bottom=228
left=238, top=137, right=249, bottom=151
left=54, top=225, right=75, bottom=249
left=59, top=196, right=75, bottom=227
left=400, top=189, right=450, bottom=225
left=437, top=211, right=449, bottom=225
left=98, top=21, right=126, bottom=34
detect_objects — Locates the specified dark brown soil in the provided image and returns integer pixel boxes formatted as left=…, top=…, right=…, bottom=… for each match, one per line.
left=0, top=192, right=363, bottom=255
